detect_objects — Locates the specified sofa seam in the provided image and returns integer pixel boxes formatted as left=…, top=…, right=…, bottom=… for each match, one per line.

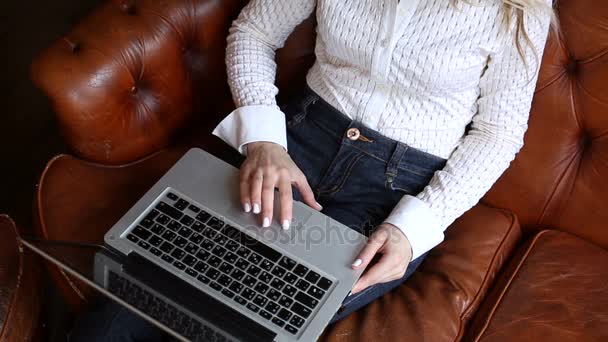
left=453, top=209, right=519, bottom=341
left=470, top=229, right=551, bottom=342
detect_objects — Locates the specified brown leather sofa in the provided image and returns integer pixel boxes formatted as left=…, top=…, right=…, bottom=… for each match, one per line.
left=30, top=0, right=608, bottom=340
left=0, top=215, right=43, bottom=341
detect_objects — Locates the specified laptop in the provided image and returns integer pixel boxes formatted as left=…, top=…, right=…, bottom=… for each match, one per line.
left=103, top=148, right=368, bottom=341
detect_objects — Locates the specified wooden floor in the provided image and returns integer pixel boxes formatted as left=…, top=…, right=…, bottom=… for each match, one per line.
left=0, top=0, right=103, bottom=227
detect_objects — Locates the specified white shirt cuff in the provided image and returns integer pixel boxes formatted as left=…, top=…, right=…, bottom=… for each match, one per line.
left=383, top=195, right=444, bottom=260
left=212, top=105, right=288, bottom=155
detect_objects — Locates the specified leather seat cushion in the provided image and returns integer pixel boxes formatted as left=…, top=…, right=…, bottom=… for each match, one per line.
left=36, top=146, right=521, bottom=341
left=467, top=230, right=608, bottom=341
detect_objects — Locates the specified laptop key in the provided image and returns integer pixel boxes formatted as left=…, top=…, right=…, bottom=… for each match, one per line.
left=282, top=285, right=297, bottom=297
left=194, top=261, right=208, bottom=273
left=127, top=234, right=139, bottom=243
left=212, top=234, right=227, bottom=245
left=173, top=261, right=186, bottom=270
left=150, top=247, right=162, bottom=257
left=225, top=240, right=239, bottom=252
left=180, top=215, right=194, bottom=226
left=236, top=246, right=251, bottom=258
left=260, top=259, right=273, bottom=271
left=253, top=295, right=268, bottom=307
left=182, top=255, right=197, bottom=267
left=195, top=210, right=211, bottom=223
left=138, top=241, right=151, bottom=249
left=145, top=209, right=160, bottom=221
left=208, top=217, right=224, bottom=229
left=212, top=246, right=227, bottom=257
left=208, top=256, right=222, bottom=268
left=267, top=289, right=281, bottom=301
left=185, top=268, right=198, bottom=278
left=230, top=269, right=245, bottom=281
left=295, top=279, right=310, bottom=291
left=140, top=218, right=154, bottom=228
left=188, top=204, right=200, bottom=213
left=189, top=233, right=204, bottom=244
left=156, top=214, right=171, bottom=225
left=254, top=283, right=269, bottom=294
left=177, top=226, right=193, bottom=238
left=278, top=295, right=293, bottom=308
left=174, top=237, right=188, bottom=248
left=167, top=193, right=178, bottom=201
left=246, top=265, right=261, bottom=277
left=246, top=303, right=259, bottom=313
left=221, top=288, right=235, bottom=298
left=197, top=274, right=210, bottom=284
left=161, top=231, right=177, bottom=242
left=271, top=266, right=286, bottom=278
left=304, top=270, right=321, bottom=284
left=205, top=268, right=220, bottom=280
left=191, top=221, right=204, bottom=232
left=200, top=239, right=214, bottom=250
left=167, top=220, right=181, bottom=231
left=235, top=258, right=250, bottom=270
left=291, top=302, right=312, bottom=318
left=259, top=310, right=272, bottom=320
left=224, top=252, right=238, bottom=263
left=195, top=250, right=210, bottom=261
left=242, top=275, right=257, bottom=287
left=265, top=302, right=280, bottom=314
left=233, top=296, right=246, bottom=305
left=277, top=308, right=292, bottom=321
left=258, top=271, right=272, bottom=283
left=279, top=256, right=297, bottom=271
left=161, top=254, right=174, bottom=264
left=307, top=286, right=325, bottom=300
left=317, top=277, right=333, bottom=290
left=151, top=224, right=165, bottom=235
left=271, top=317, right=285, bottom=327
left=285, top=325, right=298, bottom=335
left=174, top=199, right=189, bottom=210
left=242, top=288, right=256, bottom=300
left=132, top=226, right=152, bottom=240
left=229, top=282, right=243, bottom=294
left=171, top=249, right=186, bottom=260
left=295, top=291, right=318, bottom=309
left=218, top=275, right=232, bottom=287
left=149, top=236, right=163, bottom=247
left=283, top=273, right=297, bottom=284
left=293, top=264, right=308, bottom=277
left=248, top=253, right=262, bottom=264
left=219, top=263, right=233, bottom=274
left=209, top=282, right=222, bottom=291
left=184, top=242, right=199, bottom=255
left=270, top=278, right=285, bottom=291
left=290, top=315, right=305, bottom=328
left=156, top=202, right=183, bottom=220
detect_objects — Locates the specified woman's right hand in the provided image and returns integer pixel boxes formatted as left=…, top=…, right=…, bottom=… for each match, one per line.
left=240, top=142, right=323, bottom=230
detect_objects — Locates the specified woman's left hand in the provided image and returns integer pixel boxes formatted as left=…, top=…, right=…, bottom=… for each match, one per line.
left=351, top=223, right=413, bottom=294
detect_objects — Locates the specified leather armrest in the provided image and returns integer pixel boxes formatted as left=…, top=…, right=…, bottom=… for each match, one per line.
left=31, top=0, right=243, bottom=164
left=0, top=215, right=43, bottom=341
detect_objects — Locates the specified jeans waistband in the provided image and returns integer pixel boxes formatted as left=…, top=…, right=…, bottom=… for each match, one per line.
left=294, top=85, right=448, bottom=174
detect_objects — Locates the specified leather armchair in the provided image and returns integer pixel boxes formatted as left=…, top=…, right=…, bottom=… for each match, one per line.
left=31, top=0, right=608, bottom=340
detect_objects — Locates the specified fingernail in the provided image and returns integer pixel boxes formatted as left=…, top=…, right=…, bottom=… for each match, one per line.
left=315, top=201, right=323, bottom=210
left=253, top=203, right=261, bottom=214
left=262, top=217, right=270, bottom=227
left=243, top=202, right=251, bottom=213
left=282, top=220, right=290, bottom=230
left=352, top=259, right=363, bottom=267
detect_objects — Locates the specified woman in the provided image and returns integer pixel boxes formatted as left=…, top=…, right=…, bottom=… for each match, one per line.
left=71, top=0, right=554, bottom=340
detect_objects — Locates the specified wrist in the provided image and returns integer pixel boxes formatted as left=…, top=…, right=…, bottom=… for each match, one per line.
left=246, top=141, right=284, bottom=155
left=382, top=222, right=413, bottom=258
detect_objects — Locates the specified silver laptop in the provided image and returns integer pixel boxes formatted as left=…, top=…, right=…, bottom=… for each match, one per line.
left=104, top=148, right=367, bottom=341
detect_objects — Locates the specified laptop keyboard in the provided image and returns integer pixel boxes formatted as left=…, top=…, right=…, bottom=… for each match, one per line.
left=108, top=271, right=229, bottom=342
left=125, top=191, right=334, bottom=336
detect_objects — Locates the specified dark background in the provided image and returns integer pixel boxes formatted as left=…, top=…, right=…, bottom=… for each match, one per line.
left=1, top=0, right=103, bottom=226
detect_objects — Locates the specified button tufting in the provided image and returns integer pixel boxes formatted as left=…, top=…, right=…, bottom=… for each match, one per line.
left=130, top=86, right=138, bottom=94
left=120, top=2, right=137, bottom=15
left=346, top=128, right=361, bottom=141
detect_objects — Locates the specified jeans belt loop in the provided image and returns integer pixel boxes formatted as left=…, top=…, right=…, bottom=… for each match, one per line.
left=386, top=142, right=408, bottom=183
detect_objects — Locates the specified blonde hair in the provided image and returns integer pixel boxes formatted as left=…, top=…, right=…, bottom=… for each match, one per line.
left=454, top=0, right=556, bottom=67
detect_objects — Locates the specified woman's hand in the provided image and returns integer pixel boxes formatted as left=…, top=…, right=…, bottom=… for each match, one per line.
left=241, top=142, right=323, bottom=229
left=351, top=223, right=413, bottom=294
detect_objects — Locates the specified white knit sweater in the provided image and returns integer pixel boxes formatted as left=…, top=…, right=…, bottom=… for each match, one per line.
left=213, top=0, right=551, bottom=259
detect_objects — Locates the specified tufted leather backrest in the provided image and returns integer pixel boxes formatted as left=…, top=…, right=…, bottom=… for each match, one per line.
left=484, top=0, right=608, bottom=248
left=32, top=0, right=245, bottom=164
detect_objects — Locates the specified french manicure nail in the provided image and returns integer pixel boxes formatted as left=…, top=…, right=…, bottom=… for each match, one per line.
left=243, top=202, right=251, bottom=213
left=253, top=203, right=261, bottom=214
left=282, top=220, right=290, bottom=230
left=316, top=201, right=323, bottom=210
left=352, top=259, right=363, bottom=267
left=262, top=217, right=270, bottom=227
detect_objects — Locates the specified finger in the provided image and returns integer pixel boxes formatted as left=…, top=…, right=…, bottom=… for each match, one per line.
left=249, top=170, right=263, bottom=215
left=293, top=173, right=322, bottom=210
left=352, top=230, right=389, bottom=270
left=278, top=174, right=293, bottom=230
left=240, top=169, right=252, bottom=213
left=261, top=173, right=278, bottom=228
left=352, top=255, right=394, bottom=294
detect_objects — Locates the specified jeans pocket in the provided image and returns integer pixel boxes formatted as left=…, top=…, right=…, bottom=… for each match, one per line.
left=388, top=168, right=435, bottom=195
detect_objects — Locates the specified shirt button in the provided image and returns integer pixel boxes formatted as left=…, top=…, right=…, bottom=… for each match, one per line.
left=346, top=128, right=361, bottom=141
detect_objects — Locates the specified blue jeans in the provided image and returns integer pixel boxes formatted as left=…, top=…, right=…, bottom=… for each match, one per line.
left=70, top=85, right=446, bottom=340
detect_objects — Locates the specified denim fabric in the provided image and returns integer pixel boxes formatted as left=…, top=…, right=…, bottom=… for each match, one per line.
left=70, top=86, right=447, bottom=341
left=282, top=85, right=446, bottom=322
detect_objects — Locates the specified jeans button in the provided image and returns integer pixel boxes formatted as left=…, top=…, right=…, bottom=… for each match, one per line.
left=346, top=128, right=360, bottom=141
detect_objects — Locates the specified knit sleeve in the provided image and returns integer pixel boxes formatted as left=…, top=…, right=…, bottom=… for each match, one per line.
left=213, top=0, right=316, bottom=154
left=385, top=8, right=552, bottom=259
